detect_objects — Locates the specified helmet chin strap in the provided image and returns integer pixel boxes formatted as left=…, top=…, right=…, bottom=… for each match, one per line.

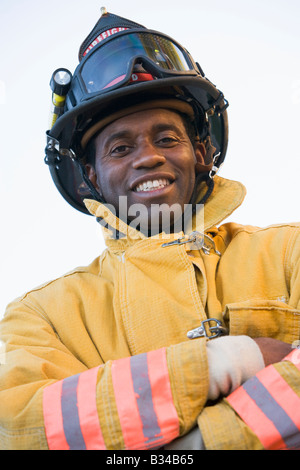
left=189, top=133, right=218, bottom=211
left=73, top=157, right=105, bottom=203
left=189, top=172, right=215, bottom=213
left=198, top=175, right=215, bottom=205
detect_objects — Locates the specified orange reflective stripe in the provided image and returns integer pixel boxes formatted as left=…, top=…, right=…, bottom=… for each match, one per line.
left=43, top=367, right=106, bottom=450
left=43, top=380, right=70, bottom=450
left=77, top=367, right=106, bottom=450
left=147, top=349, right=179, bottom=444
left=257, top=365, right=300, bottom=435
left=111, top=356, right=145, bottom=449
left=227, top=365, right=300, bottom=450
left=227, top=381, right=286, bottom=450
left=283, top=349, right=300, bottom=370
left=111, top=349, right=179, bottom=450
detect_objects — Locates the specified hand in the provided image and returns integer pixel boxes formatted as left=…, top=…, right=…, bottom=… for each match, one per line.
left=253, top=337, right=292, bottom=367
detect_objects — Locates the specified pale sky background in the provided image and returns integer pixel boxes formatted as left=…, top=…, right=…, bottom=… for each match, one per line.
left=0, top=0, right=299, bottom=317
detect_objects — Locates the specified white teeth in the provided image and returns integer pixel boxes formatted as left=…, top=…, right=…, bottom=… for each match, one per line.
left=135, top=179, right=170, bottom=192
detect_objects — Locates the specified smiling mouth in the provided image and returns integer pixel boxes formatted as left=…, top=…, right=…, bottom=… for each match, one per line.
left=133, top=178, right=172, bottom=193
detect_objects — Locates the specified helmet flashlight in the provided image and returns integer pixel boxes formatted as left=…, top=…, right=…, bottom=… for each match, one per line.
left=49, top=68, right=72, bottom=129
left=50, top=68, right=72, bottom=95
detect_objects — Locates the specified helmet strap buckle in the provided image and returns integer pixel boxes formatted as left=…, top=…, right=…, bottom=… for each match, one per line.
left=209, top=152, right=221, bottom=179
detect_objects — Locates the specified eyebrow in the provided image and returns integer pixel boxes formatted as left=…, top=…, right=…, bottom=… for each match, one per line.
left=104, top=130, right=132, bottom=146
left=152, top=123, right=184, bottom=135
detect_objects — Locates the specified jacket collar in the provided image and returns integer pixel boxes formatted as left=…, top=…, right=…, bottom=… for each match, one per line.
left=84, top=176, right=246, bottom=252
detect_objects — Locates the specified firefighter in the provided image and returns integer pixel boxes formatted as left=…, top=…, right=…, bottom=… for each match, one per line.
left=0, top=9, right=299, bottom=450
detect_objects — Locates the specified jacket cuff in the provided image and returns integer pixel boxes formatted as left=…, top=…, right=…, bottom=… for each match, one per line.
left=197, top=399, right=264, bottom=450
left=166, top=338, right=209, bottom=434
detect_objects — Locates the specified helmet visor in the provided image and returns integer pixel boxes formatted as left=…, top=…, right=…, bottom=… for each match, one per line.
left=80, top=32, right=195, bottom=93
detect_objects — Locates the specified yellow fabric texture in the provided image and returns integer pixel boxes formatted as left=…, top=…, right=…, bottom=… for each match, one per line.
left=0, top=176, right=300, bottom=449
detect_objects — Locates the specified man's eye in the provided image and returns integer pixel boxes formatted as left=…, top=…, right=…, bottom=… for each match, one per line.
left=111, top=145, right=130, bottom=155
left=158, top=137, right=178, bottom=145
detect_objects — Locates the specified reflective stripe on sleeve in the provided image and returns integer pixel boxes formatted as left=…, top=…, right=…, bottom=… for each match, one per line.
left=61, top=373, right=86, bottom=449
left=283, top=348, right=300, bottom=370
left=227, top=365, right=300, bottom=450
left=76, top=367, right=106, bottom=449
left=43, top=366, right=106, bottom=450
left=147, top=349, right=180, bottom=441
left=43, top=380, right=70, bottom=450
left=111, top=348, right=179, bottom=449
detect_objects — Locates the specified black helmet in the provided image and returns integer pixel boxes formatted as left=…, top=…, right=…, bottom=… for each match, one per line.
left=45, top=8, right=229, bottom=215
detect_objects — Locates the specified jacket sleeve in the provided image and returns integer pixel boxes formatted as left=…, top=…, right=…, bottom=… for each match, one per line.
left=198, top=350, right=300, bottom=450
left=0, top=299, right=209, bottom=450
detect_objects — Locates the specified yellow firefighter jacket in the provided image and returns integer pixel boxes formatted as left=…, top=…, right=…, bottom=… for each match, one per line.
left=0, top=175, right=300, bottom=450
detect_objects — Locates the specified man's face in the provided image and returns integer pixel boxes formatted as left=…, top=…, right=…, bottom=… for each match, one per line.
left=86, top=108, right=205, bottom=234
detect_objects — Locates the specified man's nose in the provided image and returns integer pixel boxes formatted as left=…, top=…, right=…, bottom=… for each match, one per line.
left=132, top=143, right=166, bottom=169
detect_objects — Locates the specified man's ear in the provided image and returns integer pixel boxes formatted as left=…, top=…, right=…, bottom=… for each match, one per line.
left=85, top=163, right=101, bottom=194
left=194, top=140, right=210, bottom=175
left=194, top=141, right=206, bottom=165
